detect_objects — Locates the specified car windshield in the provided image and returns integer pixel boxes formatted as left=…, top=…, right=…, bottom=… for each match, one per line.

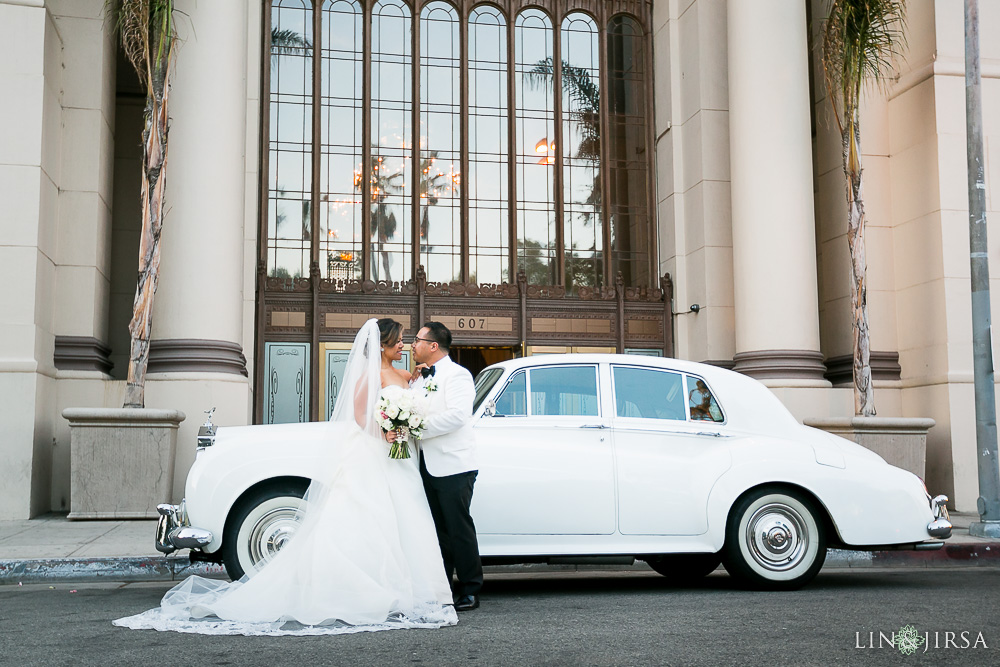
left=473, top=367, right=504, bottom=412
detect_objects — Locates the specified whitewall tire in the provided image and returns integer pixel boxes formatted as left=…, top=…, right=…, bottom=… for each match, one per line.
left=222, top=481, right=308, bottom=580
left=722, top=486, right=827, bottom=590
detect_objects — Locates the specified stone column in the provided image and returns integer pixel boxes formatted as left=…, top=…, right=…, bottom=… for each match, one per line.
left=152, top=0, right=248, bottom=357
left=0, top=0, right=60, bottom=518
left=146, top=0, right=251, bottom=498
left=727, top=0, right=827, bottom=384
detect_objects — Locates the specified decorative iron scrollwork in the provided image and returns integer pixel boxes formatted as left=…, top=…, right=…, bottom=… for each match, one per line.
left=264, top=276, right=311, bottom=292
left=577, top=285, right=617, bottom=300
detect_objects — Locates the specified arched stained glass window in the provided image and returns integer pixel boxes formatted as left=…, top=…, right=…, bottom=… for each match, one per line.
left=420, top=1, right=461, bottom=282
left=321, top=0, right=363, bottom=281
left=267, top=0, right=313, bottom=280
left=607, top=14, right=651, bottom=288
left=468, top=5, right=509, bottom=285
left=260, top=0, right=653, bottom=291
left=514, top=8, right=556, bottom=285
left=561, top=12, right=602, bottom=290
left=370, top=0, right=413, bottom=283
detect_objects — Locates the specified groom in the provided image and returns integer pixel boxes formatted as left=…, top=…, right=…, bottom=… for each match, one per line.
left=411, top=321, right=483, bottom=611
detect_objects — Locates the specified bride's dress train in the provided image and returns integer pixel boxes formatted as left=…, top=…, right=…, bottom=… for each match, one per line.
left=113, top=321, right=457, bottom=636
left=114, top=422, right=456, bottom=636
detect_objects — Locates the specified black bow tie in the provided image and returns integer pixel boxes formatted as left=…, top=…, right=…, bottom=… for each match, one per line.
left=421, top=365, right=436, bottom=379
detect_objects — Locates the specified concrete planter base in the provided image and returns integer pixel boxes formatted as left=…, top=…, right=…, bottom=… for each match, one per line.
left=804, top=417, right=935, bottom=479
left=62, top=408, right=186, bottom=520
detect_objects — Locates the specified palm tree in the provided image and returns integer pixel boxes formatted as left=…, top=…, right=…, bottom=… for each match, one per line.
left=106, top=0, right=178, bottom=408
left=823, top=0, right=906, bottom=416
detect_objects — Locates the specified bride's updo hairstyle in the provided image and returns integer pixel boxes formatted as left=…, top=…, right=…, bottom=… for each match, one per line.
left=377, top=318, right=403, bottom=349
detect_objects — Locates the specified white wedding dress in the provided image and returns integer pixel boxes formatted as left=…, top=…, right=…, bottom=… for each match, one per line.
left=114, top=321, right=457, bottom=636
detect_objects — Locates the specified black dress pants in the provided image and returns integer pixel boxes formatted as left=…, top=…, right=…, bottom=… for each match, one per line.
left=420, top=453, right=483, bottom=597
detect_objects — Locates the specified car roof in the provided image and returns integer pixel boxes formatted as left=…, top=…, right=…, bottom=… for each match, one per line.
left=480, top=353, right=803, bottom=434
left=484, top=353, right=726, bottom=378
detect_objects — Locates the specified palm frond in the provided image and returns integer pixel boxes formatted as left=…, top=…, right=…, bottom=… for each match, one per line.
left=106, top=0, right=177, bottom=93
left=823, top=0, right=907, bottom=130
left=271, top=28, right=312, bottom=56
left=527, top=58, right=600, bottom=113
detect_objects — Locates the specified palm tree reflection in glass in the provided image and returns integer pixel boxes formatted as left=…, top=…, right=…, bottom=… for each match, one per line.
left=355, top=151, right=457, bottom=283
left=356, top=154, right=404, bottom=282
left=526, top=58, right=602, bottom=289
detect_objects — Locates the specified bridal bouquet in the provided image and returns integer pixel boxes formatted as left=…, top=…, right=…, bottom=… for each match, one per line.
left=375, top=385, right=428, bottom=459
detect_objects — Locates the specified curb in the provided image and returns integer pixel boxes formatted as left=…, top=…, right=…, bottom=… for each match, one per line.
left=0, top=557, right=227, bottom=586
left=2, top=545, right=999, bottom=585
left=870, top=543, right=1000, bottom=567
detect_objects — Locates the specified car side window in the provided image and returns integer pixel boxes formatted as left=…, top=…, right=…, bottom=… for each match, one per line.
left=686, top=375, right=724, bottom=422
left=493, top=371, right=527, bottom=416
left=529, top=366, right=599, bottom=416
left=612, top=366, right=686, bottom=421
left=473, top=368, right=504, bottom=412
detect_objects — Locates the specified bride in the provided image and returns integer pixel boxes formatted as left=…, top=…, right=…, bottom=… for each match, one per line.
left=114, top=318, right=458, bottom=635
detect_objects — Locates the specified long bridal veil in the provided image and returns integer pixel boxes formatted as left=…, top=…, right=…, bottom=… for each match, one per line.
left=113, top=319, right=457, bottom=635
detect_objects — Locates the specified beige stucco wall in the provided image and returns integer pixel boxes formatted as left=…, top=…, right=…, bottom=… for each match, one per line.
left=893, top=1, right=1000, bottom=509
left=805, top=0, right=1000, bottom=509
left=0, top=0, right=62, bottom=518
left=655, top=0, right=736, bottom=365
left=48, top=0, right=118, bottom=512
left=0, top=0, right=258, bottom=517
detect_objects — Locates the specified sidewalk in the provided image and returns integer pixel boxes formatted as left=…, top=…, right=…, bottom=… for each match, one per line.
left=1, top=512, right=998, bottom=585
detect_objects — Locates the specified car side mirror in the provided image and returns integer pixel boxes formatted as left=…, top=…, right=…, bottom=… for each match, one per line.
left=483, top=400, right=496, bottom=417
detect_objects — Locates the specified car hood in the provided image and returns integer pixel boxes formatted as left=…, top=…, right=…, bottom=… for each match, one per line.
left=213, top=421, right=334, bottom=449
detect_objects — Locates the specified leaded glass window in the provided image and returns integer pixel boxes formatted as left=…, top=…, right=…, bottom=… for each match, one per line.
left=514, top=8, right=556, bottom=285
left=468, top=5, right=509, bottom=284
left=420, top=1, right=461, bottom=282
left=262, top=1, right=653, bottom=290
left=267, top=0, right=313, bottom=280
left=321, top=0, right=363, bottom=280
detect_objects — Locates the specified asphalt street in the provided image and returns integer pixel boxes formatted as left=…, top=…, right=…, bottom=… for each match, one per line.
left=2, top=569, right=999, bottom=667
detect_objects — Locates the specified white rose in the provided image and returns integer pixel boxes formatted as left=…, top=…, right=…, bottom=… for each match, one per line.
left=399, top=409, right=410, bottom=421
left=408, top=414, right=422, bottom=428
left=386, top=405, right=400, bottom=419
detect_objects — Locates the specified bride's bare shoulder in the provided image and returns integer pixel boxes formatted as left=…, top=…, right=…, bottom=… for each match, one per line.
left=380, top=367, right=410, bottom=389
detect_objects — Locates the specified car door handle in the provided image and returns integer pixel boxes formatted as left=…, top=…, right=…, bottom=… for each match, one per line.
left=579, top=424, right=606, bottom=429
left=696, top=431, right=723, bottom=437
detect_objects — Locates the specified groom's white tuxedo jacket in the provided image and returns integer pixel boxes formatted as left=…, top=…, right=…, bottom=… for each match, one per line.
left=413, top=354, right=478, bottom=477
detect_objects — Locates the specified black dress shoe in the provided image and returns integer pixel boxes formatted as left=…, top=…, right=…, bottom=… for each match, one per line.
left=454, top=595, right=479, bottom=611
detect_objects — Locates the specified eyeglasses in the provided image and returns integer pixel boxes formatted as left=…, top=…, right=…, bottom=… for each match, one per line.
left=412, top=336, right=435, bottom=345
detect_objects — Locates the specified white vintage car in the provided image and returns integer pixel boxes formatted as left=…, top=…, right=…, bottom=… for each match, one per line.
left=156, top=354, right=951, bottom=591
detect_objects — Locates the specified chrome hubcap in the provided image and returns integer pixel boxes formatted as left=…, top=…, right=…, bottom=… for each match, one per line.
left=745, top=502, right=809, bottom=572
left=247, top=507, right=300, bottom=568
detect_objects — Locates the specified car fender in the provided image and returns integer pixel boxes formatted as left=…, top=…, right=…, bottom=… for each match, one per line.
left=705, top=443, right=935, bottom=549
left=184, top=422, right=337, bottom=553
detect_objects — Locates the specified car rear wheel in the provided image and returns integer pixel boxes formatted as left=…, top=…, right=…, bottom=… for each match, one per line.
left=222, top=480, right=308, bottom=580
left=722, top=486, right=826, bottom=591
left=644, top=553, right=722, bottom=583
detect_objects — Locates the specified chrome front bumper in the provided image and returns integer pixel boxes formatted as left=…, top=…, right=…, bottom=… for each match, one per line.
left=927, top=494, right=953, bottom=539
left=155, top=503, right=213, bottom=554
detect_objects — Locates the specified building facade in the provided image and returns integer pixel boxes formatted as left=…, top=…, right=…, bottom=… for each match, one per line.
left=2, top=0, right=998, bottom=519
